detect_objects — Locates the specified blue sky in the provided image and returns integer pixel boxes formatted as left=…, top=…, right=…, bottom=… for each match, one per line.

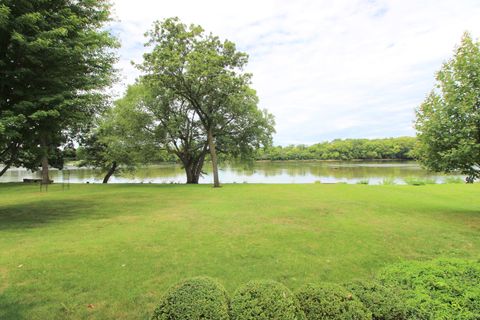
left=110, top=0, right=480, bottom=145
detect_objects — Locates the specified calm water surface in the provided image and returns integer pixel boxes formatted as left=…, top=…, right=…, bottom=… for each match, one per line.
left=0, top=161, right=464, bottom=184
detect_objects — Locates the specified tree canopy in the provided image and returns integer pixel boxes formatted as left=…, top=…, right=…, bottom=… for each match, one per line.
left=138, top=17, right=275, bottom=186
left=415, top=32, right=480, bottom=182
left=77, top=84, right=170, bottom=183
left=108, top=77, right=274, bottom=184
left=0, top=0, right=118, bottom=182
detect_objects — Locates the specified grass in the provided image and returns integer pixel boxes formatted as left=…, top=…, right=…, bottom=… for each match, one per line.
left=356, top=179, right=370, bottom=185
left=0, top=183, right=479, bottom=319
left=380, top=177, right=396, bottom=185
left=403, top=177, right=437, bottom=186
left=443, top=176, right=465, bottom=184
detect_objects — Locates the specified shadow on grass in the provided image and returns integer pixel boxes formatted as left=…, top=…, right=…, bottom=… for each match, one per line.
left=0, top=199, right=100, bottom=230
left=0, top=291, right=32, bottom=320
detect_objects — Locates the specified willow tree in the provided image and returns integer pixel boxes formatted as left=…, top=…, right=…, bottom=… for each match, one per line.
left=78, top=85, right=171, bottom=183
left=0, top=0, right=117, bottom=183
left=415, top=32, right=480, bottom=183
left=139, top=17, right=274, bottom=187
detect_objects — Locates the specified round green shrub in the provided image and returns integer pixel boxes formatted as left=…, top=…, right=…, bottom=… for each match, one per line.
left=151, top=277, right=229, bottom=320
left=345, top=280, right=408, bottom=320
left=229, top=280, right=306, bottom=320
left=296, top=283, right=372, bottom=320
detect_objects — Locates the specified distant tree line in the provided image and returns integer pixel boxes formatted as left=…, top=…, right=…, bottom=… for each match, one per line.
left=256, top=137, right=416, bottom=161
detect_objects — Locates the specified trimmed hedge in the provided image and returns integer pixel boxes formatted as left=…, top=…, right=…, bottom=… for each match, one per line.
left=150, top=259, right=480, bottom=320
left=229, top=280, right=306, bottom=320
left=151, top=277, right=229, bottom=320
left=378, top=259, right=480, bottom=320
left=345, top=280, right=408, bottom=320
left=296, top=283, right=371, bottom=320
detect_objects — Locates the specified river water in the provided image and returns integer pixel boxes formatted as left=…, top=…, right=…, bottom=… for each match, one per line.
left=0, top=161, right=464, bottom=184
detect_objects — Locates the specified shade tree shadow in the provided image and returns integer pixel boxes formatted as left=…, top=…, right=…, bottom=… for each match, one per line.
left=0, top=199, right=101, bottom=230
left=0, top=292, right=31, bottom=320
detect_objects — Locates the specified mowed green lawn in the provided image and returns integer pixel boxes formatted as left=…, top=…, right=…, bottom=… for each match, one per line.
left=0, top=183, right=479, bottom=319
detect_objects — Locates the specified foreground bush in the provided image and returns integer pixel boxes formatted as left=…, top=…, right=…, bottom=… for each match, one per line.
left=151, top=277, right=229, bottom=320
left=345, top=280, right=407, bottom=320
left=229, top=280, right=305, bottom=320
left=150, top=259, right=479, bottom=320
left=296, top=283, right=371, bottom=320
left=379, top=259, right=480, bottom=320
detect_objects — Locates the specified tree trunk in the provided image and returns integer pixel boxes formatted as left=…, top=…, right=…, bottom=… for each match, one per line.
left=194, top=149, right=207, bottom=182
left=40, top=137, right=50, bottom=184
left=207, top=127, right=220, bottom=188
left=103, top=161, right=117, bottom=184
left=184, top=151, right=207, bottom=184
left=0, top=143, right=19, bottom=177
left=0, top=163, right=10, bottom=177
left=184, top=161, right=198, bottom=184
left=185, top=167, right=200, bottom=184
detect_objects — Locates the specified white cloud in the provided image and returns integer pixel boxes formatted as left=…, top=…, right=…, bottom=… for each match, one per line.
left=109, top=0, right=480, bottom=145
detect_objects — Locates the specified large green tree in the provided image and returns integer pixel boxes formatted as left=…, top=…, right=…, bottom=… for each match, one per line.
left=139, top=17, right=274, bottom=187
left=415, top=32, right=480, bottom=183
left=111, top=82, right=209, bottom=184
left=113, top=80, right=274, bottom=184
left=0, top=0, right=117, bottom=182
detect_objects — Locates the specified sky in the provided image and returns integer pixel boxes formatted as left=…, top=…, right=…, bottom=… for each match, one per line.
left=110, top=0, right=480, bottom=145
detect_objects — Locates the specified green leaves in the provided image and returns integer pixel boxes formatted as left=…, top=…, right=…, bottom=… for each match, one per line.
left=0, top=0, right=117, bottom=172
left=78, top=83, right=168, bottom=179
left=415, top=32, right=480, bottom=182
left=136, top=17, right=275, bottom=183
left=0, top=5, right=10, bottom=29
left=152, top=277, right=230, bottom=320
left=230, top=280, right=306, bottom=320
left=379, top=259, right=480, bottom=319
left=29, top=109, right=61, bottom=121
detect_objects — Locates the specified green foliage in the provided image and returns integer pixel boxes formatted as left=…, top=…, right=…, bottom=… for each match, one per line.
left=379, top=259, right=480, bottom=320
left=403, top=177, right=437, bottom=186
left=151, top=277, right=229, bottom=320
left=296, top=283, right=372, bottom=320
left=230, top=280, right=306, bottom=320
left=345, top=280, right=408, bottom=320
left=415, top=32, right=480, bottom=183
left=357, top=179, right=370, bottom=185
left=110, top=81, right=211, bottom=183
left=443, top=176, right=464, bottom=184
left=380, top=177, right=396, bottom=185
left=77, top=86, right=168, bottom=182
left=0, top=0, right=118, bottom=174
left=0, top=4, right=9, bottom=30
left=139, top=17, right=275, bottom=185
left=256, top=137, right=416, bottom=161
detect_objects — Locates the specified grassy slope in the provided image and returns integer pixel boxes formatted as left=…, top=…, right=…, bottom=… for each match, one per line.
left=0, top=183, right=479, bottom=319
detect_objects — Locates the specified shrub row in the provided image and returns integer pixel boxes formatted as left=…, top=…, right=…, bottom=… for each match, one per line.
left=151, top=259, right=480, bottom=320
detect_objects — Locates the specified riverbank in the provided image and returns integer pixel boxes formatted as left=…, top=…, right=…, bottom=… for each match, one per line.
left=0, top=160, right=464, bottom=184
left=0, top=183, right=478, bottom=319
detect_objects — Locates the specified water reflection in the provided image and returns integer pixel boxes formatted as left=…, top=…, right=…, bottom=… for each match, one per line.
left=0, top=161, right=463, bottom=184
